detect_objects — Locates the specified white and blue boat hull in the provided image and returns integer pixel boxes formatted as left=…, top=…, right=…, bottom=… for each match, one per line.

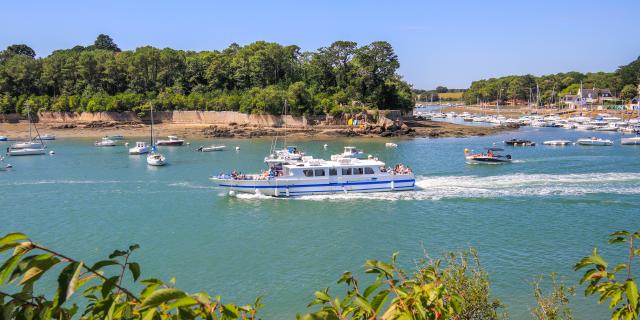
left=213, top=176, right=416, bottom=197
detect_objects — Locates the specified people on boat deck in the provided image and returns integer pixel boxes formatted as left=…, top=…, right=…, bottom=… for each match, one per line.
left=392, top=164, right=412, bottom=174
left=487, top=150, right=494, bottom=157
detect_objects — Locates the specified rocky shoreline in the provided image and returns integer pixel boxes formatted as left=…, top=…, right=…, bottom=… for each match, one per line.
left=0, top=118, right=516, bottom=140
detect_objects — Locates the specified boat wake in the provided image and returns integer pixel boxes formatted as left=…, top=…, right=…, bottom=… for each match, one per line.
left=168, top=182, right=216, bottom=190
left=292, top=172, right=640, bottom=201
left=1, top=179, right=130, bottom=186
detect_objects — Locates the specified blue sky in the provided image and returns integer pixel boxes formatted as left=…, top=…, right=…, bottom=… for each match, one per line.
left=2, top=0, right=639, bottom=89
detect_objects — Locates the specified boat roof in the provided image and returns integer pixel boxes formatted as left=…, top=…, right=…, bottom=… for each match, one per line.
left=487, top=147, right=504, bottom=151
left=282, top=157, right=385, bottom=169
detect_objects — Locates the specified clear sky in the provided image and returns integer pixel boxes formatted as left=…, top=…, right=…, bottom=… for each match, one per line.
left=2, top=0, right=639, bottom=89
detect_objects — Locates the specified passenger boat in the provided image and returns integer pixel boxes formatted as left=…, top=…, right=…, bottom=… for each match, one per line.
left=211, top=155, right=415, bottom=197
left=464, top=148, right=512, bottom=164
left=0, top=136, right=7, bottom=141
left=576, top=137, right=613, bottom=146
left=95, top=137, right=117, bottom=147
left=621, top=136, right=640, bottom=145
left=128, top=142, right=150, bottom=154
left=504, top=139, right=536, bottom=146
left=156, top=135, right=185, bottom=146
left=39, top=133, right=56, bottom=140
left=543, top=140, right=572, bottom=146
left=197, top=145, right=226, bottom=152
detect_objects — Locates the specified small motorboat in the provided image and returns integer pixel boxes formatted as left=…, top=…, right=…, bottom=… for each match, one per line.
left=0, top=136, right=7, bottom=141
left=147, top=152, right=166, bottom=166
left=156, top=135, right=185, bottom=146
left=107, top=135, right=125, bottom=140
left=543, top=140, right=572, bottom=146
left=621, top=136, right=640, bottom=145
left=576, top=137, right=613, bottom=146
left=504, top=139, right=536, bottom=146
left=95, top=138, right=117, bottom=147
left=128, top=142, right=150, bottom=154
left=40, top=133, right=56, bottom=140
left=385, top=142, right=398, bottom=148
left=340, top=146, right=367, bottom=159
left=197, top=145, right=226, bottom=152
left=464, top=148, right=512, bottom=164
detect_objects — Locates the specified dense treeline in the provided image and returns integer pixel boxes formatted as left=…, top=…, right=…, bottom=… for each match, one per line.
left=463, top=57, right=640, bottom=105
left=0, top=35, right=414, bottom=116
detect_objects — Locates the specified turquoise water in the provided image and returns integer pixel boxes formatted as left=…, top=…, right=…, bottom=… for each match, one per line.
left=2, top=127, right=640, bottom=319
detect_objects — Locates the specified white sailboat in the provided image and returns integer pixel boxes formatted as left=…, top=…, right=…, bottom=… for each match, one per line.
left=8, top=110, right=46, bottom=156
left=146, top=105, right=166, bottom=166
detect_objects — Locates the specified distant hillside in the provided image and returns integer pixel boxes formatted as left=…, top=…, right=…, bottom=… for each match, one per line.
left=463, top=56, right=640, bottom=105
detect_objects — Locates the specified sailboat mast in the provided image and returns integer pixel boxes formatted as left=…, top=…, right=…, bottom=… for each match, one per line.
left=28, top=109, right=32, bottom=141
left=282, top=99, right=288, bottom=149
left=150, top=105, right=154, bottom=146
left=536, top=83, right=540, bottom=110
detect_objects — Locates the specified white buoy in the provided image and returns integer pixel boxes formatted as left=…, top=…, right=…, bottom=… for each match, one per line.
left=186, top=142, right=190, bottom=145
left=323, top=144, right=328, bottom=149
left=49, top=150, right=55, bottom=155
left=228, top=190, right=236, bottom=196
left=125, top=142, right=130, bottom=146
left=235, top=146, right=240, bottom=151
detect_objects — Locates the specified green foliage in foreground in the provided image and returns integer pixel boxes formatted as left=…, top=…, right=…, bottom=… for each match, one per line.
left=0, top=233, right=262, bottom=319
left=0, top=36, right=414, bottom=116
left=1, top=230, right=639, bottom=319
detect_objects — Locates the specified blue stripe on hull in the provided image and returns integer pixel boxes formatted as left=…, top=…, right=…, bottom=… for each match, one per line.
left=287, top=185, right=415, bottom=196
left=219, top=179, right=415, bottom=189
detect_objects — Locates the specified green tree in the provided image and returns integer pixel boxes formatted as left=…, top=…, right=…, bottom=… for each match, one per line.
left=92, top=34, right=121, bottom=52
left=620, top=84, right=638, bottom=101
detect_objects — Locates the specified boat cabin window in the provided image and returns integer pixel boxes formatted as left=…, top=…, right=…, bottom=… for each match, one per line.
left=354, top=168, right=364, bottom=175
left=329, top=168, right=337, bottom=176
left=342, top=168, right=352, bottom=175
left=314, top=169, right=325, bottom=176
left=365, top=167, right=374, bottom=174
left=303, top=169, right=314, bottom=177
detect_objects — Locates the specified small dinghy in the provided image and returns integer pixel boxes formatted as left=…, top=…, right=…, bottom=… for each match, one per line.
left=504, top=139, right=536, bottom=146
left=543, top=140, right=572, bottom=146
left=39, top=133, right=56, bottom=140
left=385, top=142, right=398, bottom=148
left=197, top=145, right=226, bottom=152
left=464, top=148, right=512, bottom=164
left=146, top=152, right=166, bottom=166
left=576, top=137, right=613, bottom=146
left=95, top=137, right=117, bottom=147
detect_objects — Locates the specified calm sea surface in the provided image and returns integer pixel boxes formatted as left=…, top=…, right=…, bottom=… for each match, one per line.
left=2, top=126, right=640, bottom=319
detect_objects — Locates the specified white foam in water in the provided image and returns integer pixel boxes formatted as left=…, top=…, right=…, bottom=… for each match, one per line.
left=292, top=172, right=640, bottom=202
left=168, top=182, right=216, bottom=190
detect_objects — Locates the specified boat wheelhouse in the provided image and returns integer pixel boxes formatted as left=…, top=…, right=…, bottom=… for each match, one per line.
left=211, top=156, right=415, bottom=197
